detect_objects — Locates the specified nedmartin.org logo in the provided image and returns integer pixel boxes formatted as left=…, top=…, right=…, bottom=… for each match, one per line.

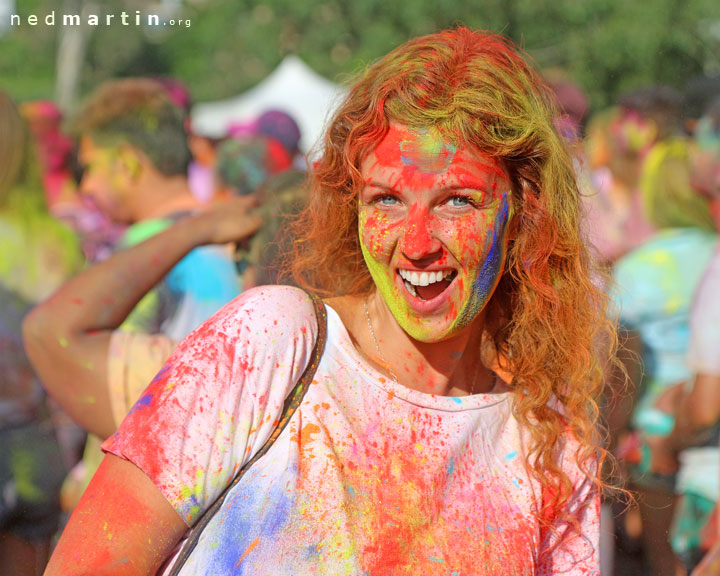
left=9, top=9, right=192, bottom=28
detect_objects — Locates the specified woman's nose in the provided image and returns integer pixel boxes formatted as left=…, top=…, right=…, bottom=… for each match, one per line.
left=399, top=205, right=442, bottom=259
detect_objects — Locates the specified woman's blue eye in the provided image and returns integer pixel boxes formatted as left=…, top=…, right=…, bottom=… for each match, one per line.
left=378, top=195, right=399, bottom=205
left=448, top=196, right=471, bottom=207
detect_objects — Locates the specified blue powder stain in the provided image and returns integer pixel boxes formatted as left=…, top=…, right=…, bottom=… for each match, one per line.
left=149, top=363, right=171, bottom=384
left=505, top=451, right=518, bottom=461
left=305, top=544, right=320, bottom=561
left=202, top=464, right=295, bottom=574
left=348, top=485, right=356, bottom=497
left=127, top=393, right=153, bottom=416
left=446, top=457, right=455, bottom=479
left=513, top=478, right=521, bottom=488
left=451, top=396, right=463, bottom=404
left=428, top=556, right=445, bottom=563
left=456, top=194, right=510, bottom=328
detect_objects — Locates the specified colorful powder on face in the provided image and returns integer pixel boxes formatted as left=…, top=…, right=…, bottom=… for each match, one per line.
left=359, top=125, right=512, bottom=342
left=399, top=128, right=457, bottom=174
left=453, top=193, right=511, bottom=331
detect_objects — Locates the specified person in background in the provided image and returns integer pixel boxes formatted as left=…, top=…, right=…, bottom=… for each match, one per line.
left=23, top=197, right=261, bottom=441
left=58, top=77, right=243, bottom=511
left=73, top=77, right=241, bottom=340
left=0, top=90, right=83, bottom=576
left=213, top=136, right=306, bottom=288
left=18, top=100, right=76, bottom=212
left=654, top=99, right=720, bottom=575
left=612, top=86, right=717, bottom=576
left=255, top=108, right=305, bottom=169
left=153, top=76, right=224, bottom=206
left=20, top=99, right=124, bottom=263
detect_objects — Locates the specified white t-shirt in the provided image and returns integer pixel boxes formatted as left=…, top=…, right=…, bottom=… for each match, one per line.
left=104, top=285, right=599, bottom=575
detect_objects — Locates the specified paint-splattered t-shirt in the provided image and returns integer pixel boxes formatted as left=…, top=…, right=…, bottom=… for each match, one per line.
left=104, top=286, right=599, bottom=576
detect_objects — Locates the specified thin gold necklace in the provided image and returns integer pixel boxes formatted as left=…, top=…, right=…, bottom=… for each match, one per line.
left=363, top=296, right=480, bottom=395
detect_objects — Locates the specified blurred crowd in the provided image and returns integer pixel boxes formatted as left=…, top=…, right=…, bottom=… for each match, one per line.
left=0, top=68, right=719, bottom=576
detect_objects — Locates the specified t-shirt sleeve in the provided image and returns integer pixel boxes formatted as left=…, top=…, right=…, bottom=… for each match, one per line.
left=102, top=285, right=318, bottom=526
left=537, top=441, right=600, bottom=576
left=687, top=253, right=720, bottom=376
left=107, top=331, right=179, bottom=427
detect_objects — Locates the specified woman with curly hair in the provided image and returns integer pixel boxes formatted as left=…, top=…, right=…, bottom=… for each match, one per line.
left=47, top=27, right=614, bottom=575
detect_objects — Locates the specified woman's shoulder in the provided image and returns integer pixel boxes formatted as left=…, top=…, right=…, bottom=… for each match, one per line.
left=199, top=285, right=320, bottom=344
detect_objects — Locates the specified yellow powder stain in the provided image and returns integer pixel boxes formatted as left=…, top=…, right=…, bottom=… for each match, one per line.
left=664, top=295, right=681, bottom=315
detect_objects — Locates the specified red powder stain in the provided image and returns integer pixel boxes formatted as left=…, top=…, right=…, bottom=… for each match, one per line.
left=373, top=125, right=405, bottom=168
left=400, top=205, right=438, bottom=256
left=71, top=297, right=84, bottom=306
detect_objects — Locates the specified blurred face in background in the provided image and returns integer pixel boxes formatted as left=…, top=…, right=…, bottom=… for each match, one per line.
left=611, top=108, right=657, bottom=156
left=78, top=136, right=136, bottom=223
left=690, top=144, right=720, bottom=228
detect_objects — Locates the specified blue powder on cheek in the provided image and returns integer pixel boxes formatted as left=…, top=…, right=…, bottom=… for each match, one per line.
left=455, top=196, right=510, bottom=328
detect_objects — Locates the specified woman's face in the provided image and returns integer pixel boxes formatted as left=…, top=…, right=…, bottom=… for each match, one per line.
left=358, top=124, right=513, bottom=342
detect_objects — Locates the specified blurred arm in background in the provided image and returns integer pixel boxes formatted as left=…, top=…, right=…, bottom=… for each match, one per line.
left=23, top=196, right=261, bottom=439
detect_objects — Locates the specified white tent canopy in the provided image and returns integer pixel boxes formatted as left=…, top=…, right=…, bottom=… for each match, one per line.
left=191, top=55, right=345, bottom=154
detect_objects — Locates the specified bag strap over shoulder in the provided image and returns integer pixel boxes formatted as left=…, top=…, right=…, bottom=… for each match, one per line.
left=168, top=291, right=327, bottom=574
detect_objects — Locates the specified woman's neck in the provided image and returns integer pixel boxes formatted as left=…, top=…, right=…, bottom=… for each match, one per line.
left=358, top=291, right=495, bottom=397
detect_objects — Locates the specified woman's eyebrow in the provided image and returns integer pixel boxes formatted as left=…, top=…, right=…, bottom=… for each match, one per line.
left=363, top=181, right=398, bottom=193
left=443, top=183, right=488, bottom=192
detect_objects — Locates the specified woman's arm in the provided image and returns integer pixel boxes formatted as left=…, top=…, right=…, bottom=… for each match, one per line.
left=23, top=197, right=261, bottom=439
left=44, top=453, right=188, bottom=576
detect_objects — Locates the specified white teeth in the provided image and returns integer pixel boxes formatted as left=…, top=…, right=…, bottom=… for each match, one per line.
left=399, top=269, right=454, bottom=287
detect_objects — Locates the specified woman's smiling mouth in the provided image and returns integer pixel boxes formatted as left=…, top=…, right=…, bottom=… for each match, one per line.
left=397, top=268, right=457, bottom=301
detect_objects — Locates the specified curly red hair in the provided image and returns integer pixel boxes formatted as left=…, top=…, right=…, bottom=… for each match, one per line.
left=290, top=27, right=616, bottom=543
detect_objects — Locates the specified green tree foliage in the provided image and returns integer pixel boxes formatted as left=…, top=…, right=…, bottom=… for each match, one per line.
left=1, top=0, right=719, bottom=112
